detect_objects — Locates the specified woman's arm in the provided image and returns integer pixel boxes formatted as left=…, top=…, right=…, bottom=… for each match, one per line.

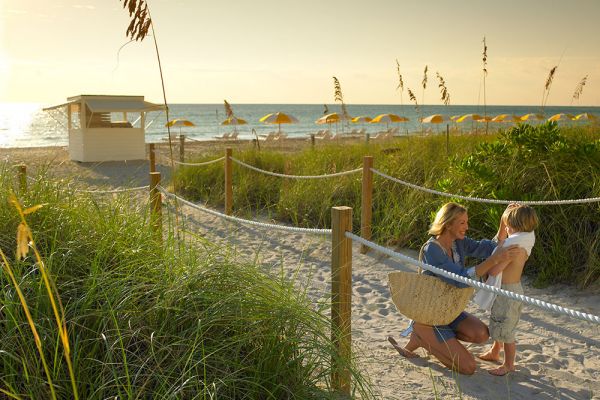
left=472, top=245, right=520, bottom=278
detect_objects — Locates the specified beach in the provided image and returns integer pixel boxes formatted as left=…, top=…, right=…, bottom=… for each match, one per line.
left=1, top=144, right=599, bottom=400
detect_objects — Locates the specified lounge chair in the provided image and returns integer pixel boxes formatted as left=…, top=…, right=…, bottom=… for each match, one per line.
left=315, top=130, right=333, bottom=140
left=213, top=132, right=231, bottom=140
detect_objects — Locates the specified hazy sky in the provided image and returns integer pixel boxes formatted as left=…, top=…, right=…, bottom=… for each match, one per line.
left=1, top=0, right=599, bottom=106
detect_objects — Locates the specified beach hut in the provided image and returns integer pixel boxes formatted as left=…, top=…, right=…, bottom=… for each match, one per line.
left=43, top=95, right=165, bottom=162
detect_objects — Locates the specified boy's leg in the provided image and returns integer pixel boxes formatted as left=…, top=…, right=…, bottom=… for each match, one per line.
left=478, top=340, right=502, bottom=362
left=489, top=342, right=516, bottom=376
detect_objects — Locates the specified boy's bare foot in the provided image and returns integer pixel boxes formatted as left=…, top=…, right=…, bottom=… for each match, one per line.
left=387, top=336, right=420, bottom=358
left=478, top=351, right=501, bottom=363
left=488, top=365, right=515, bottom=376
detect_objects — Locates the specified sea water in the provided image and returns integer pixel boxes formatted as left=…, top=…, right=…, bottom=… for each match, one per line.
left=1, top=103, right=598, bottom=148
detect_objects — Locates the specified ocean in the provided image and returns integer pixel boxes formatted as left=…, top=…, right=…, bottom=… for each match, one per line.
left=1, top=103, right=598, bottom=148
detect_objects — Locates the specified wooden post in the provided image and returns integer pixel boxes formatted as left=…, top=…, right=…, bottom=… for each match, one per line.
left=446, top=124, right=450, bottom=157
left=331, top=206, right=352, bottom=395
left=310, top=134, right=315, bottom=147
left=179, top=134, right=185, bottom=163
left=360, top=156, right=373, bottom=254
left=149, top=143, right=156, bottom=173
left=225, top=148, right=233, bottom=215
left=365, top=133, right=370, bottom=144
left=149, top=172, right=162, bottom=237
left=16, top=164, right=27, bottom=193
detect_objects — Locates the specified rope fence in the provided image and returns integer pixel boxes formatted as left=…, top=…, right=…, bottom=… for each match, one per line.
left=370, top=168, right=600, bottom=205
left=345, top=232, right=600, bottom=325
left=159, top=186, right=332, bottom=235
left=232, top=157, right=362, bottom=179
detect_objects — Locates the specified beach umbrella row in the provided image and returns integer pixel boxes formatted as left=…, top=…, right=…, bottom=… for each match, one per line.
left=164, top=111, right=596, bottom=136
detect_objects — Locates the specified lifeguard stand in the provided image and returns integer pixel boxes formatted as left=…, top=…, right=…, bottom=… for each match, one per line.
left=44, top=95, right=165, bottom=162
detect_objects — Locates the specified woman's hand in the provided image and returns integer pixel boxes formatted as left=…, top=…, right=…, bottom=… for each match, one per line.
left=492, top=244, right=520, bottom=265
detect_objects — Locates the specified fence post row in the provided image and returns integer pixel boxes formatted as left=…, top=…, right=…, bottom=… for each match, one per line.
left=179, top=134, right=185, bottom=163
left=149, top=171, right=162, bottom=239
left=331, top=206, right=353, bottom=395
left=149, top=143, right=156, bottom=173
left=225, top=148, right=233, bottom=215
left=16, top=164, right=27, bottom=193
left=360, top=156, right=373, bottom=254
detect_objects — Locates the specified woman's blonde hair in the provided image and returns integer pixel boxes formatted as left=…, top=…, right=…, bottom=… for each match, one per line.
left=428, top=202, right=467, bottom=236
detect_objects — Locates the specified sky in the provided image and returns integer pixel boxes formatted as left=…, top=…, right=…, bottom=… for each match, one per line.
left=1, top=0, right=599, bottom=106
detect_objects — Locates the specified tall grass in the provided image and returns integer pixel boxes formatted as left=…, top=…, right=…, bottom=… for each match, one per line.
left=174, top=124, right=600, bottom=287
left=0, top=165, right=373, bottom=398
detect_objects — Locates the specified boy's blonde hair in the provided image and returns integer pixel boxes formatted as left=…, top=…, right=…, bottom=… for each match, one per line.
left=502, top=205, right=538, bottom=232
left=428, top=202, right=467, bottom=236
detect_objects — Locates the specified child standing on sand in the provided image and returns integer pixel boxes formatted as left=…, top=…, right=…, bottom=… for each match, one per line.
left=476, top=204, right=539, bottom=376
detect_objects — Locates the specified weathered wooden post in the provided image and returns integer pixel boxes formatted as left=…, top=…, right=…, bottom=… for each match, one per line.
left=225, top=148, right=233, bottom=215
left=365, top=133, right=370, bottom=144
left=149, top=172, right=162, bottom=238
left=360, top=156, right=373, bottom=254
left=16, top=164, right=27, bottom=193
left=149, top=143, right=156, bottom=173
left=310, top=134, right=315, bottom=147
left=446, top=124, right=450, bottom=157
left=331, top=206, right=352, bottom=394
left=179, top=134, right=185, bottom=163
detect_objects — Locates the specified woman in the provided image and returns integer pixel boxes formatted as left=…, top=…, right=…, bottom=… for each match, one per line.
left=390, top=202, right=520, bottom=375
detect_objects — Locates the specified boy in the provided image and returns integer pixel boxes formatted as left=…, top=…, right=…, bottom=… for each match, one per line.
left=477, top=204, right=539, bottom=376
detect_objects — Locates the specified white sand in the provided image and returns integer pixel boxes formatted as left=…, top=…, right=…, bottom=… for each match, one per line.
left=2, top=145, right=599, bottom=400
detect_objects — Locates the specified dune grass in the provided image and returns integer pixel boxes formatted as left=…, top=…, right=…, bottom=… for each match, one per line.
left=174, top=123, right=600, bottom=287
left=0, top=165, right=373, bottom=399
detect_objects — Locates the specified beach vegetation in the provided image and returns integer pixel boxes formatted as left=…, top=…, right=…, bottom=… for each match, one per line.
left=174, top=123, right=600, bottom=287
left=0, top=167, right=373, bottom=398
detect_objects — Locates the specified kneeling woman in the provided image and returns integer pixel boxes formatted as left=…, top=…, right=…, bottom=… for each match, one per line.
left=392, top=202, right=520, bottom=375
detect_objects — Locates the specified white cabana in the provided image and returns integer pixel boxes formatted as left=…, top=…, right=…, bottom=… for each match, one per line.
left=44, top=94, right=165, bottom=162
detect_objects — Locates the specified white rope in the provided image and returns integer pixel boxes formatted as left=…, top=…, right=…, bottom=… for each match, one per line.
left=371, top=168, right=600, bottom=205
left=172, top=157, right=225, bottom=166
left=76, top=185, right=149, bottom=194
left=159, top=187, right=331, bottom=235
left=232, top=158, right=362, bottom=179
left=345, top=232, right=600, bottom=325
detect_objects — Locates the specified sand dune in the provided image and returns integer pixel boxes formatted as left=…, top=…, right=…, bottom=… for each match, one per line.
left=2, top=144, right=598, bottom=399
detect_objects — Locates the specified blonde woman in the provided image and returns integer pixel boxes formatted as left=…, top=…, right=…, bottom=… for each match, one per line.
left=389, top=202, right=521, bottom=375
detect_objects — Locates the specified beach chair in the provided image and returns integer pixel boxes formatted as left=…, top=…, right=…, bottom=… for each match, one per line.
left=258, top=132, right=278, bottom=141
left=358, top=128, right=366, bottom=135
left=226, top=131, right=239, bottom=140
left=213, top=132, right=231, bottom=140
left=315, top=130, right=332, bottom=140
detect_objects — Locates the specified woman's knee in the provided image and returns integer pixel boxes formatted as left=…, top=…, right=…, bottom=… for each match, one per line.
left=472, top=325, right=489, bottom=343
left=457, top=358, right=477, bottom=375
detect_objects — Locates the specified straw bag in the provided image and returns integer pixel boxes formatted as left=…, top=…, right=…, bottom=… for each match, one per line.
left=388, top=240, right=474, bottom=326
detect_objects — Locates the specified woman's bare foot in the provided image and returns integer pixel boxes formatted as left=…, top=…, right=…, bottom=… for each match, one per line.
left=388, top=336, right=420, bottom=358
left=478, top=351, right=501, bottom=363
left=488, top=365, right=515, bottom=376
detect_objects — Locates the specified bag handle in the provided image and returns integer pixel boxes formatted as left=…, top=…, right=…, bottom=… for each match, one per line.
left=418, top=239, right=446, bottom=274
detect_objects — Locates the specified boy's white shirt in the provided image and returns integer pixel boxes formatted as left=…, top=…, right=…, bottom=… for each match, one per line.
left=473, top=231, right=535, bottom=311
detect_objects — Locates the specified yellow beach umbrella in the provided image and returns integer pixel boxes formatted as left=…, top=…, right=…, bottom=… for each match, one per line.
left=520, top=113, right=545, bottom=122
left=476, top=116, right=493, bottom=122
left=260, top=112, right=299, bottom=133
left=165, top=119, right=196, bottom=137
left=351, top=116, right=372, bottom=123
left=221, top=116, right=247, bottom=133
left=165, top=119, right=195, bottom=127
left=370, top=113, right=409, bottom=130
left=491, top=114, right=521, bottom=123
left=421, top=114, right=447, bottom=124
left=574, top=113, right=597, bottom=121
left=316, top=112, right=342, bottom=124
left=455, top=114, right=482, bottom=123
left=548, top=113, right=575, bottom=122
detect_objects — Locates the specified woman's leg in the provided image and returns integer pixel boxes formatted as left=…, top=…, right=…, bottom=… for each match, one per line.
left=454, top=313, right=489, bottom=344
left=413, top=323, right=478, bottom=375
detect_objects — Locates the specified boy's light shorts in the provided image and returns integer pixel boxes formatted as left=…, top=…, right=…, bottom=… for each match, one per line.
left=489, top=282, right=524, bottom=343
